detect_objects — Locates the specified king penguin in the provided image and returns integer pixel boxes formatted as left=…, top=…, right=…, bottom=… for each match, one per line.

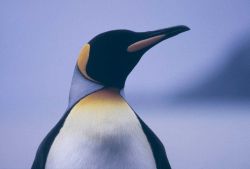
left=32, top=25, right=190, bottom=169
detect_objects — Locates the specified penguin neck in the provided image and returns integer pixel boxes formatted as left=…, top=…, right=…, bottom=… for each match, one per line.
left=102, top=87, right=124, bottom=97
left=68, top=66, right=125, bottom=109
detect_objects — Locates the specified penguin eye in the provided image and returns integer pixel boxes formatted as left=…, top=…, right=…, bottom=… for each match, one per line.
left=77, top=44, right=98, bottom=82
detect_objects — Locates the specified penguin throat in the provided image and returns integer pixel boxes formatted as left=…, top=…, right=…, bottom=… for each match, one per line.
left=68, top=65, right=125, bottom=109
left=68, top=66, right=104, bottom=108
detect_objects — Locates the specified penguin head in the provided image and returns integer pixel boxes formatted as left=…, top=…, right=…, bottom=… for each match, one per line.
left=77, top=25, right=190, bottom=88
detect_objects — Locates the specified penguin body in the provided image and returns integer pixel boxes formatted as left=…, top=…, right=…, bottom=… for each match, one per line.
left=32, top=26, right=189, bottom=169
left=45, top=88, right=156, bottom=169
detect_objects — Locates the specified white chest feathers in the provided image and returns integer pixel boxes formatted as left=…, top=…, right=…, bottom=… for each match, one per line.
left=45, top=89, right=156, bottom=169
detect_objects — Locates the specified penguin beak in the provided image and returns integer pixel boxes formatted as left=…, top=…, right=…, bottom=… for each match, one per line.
left=127, top=25, right=190, bottom=53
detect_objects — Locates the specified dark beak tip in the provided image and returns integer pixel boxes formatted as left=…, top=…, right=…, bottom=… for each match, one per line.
left=178, top=25, right=191, bottom=32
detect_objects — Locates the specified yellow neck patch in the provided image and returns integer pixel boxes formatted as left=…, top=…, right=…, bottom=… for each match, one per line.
left=77, top=44, right=97, bottom=82
left=64, top=88, right=139, bottom=138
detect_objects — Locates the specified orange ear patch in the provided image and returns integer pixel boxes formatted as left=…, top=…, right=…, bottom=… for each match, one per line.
left=77, top=44, right=97, bottom=82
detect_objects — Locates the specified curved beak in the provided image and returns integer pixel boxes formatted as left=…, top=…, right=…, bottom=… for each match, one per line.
left=127, top=25, right=190, bottom=53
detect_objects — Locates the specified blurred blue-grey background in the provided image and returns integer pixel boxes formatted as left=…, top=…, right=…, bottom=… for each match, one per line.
left=1, top=0, right=250, bottom=169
